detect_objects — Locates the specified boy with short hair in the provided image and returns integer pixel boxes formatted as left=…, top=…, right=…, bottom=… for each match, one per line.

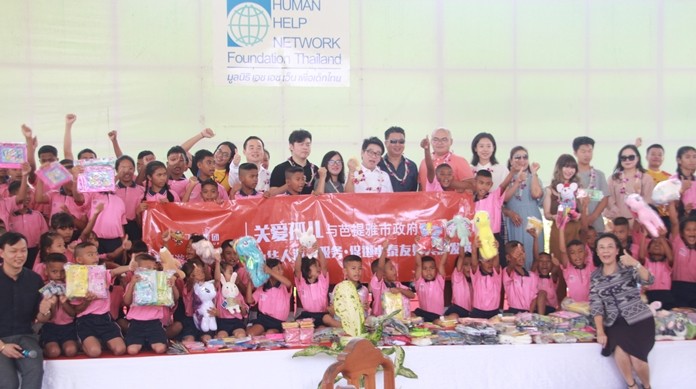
left=235, top=163, right=262, bottom=199
left=414, top=253, right=447, bottom=324
left=284, top=166, right=306, bottom=196
left=40, top=253, right=78, bottom=358
left=71, top=242, right=134, bottom=357
left=572, top=136, right=609, bottom=233
left=184, top=150, right=229, bottom=203
left=7, top=181, right=49, bottom=269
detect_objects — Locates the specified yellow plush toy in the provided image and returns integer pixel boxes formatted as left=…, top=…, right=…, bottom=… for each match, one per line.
left=474, top=210, right=497, bottom=260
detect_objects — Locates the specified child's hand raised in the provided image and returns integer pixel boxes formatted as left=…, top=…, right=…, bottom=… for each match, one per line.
left=200, top=128, right=215, bottom=138
left=65, top=114, right=77, bottom=125
left=108, top=131, right=118, bottom=142
left=526, top=227, right=537, bottom=239
left=420, top=136, right=430, bottom=150
left=21, top=124, right=33, bottom=139
left=187, top=176, right=198, bottom=189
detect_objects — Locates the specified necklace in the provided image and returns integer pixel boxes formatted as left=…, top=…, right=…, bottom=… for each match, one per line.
left=288, top=157, right=316, bottom=188
left=382, top=156, right=410, bottom=184
left=434, top=151, right=453, bottom=166
left=619, top=171, right=641, bottom=195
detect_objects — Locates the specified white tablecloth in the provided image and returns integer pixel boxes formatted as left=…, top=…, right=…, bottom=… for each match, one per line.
left=43, top=341, right=696, bottom=389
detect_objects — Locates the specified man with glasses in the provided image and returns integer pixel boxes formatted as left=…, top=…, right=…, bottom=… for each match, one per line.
left=345, top=137, right=394, bottom=193
left=418, top=128, right=473, bottom=190
left=378, top=126, right=419, bottom=192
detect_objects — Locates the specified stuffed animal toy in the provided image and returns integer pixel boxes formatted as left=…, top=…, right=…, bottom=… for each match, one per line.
left=192, top=239, right=221, bottom=266
left=193, top=280, right=217, bottom=332
left=220, top=272, right=241, bottom=315
left=446, top=214, right=472, bottom=250
left=556, top=183, right=580, bottom=229
left=473, top=211, right=497, bottom=260
left=415, top=220, right=448, bottom=254
left=296, top=224, right=318, bottom=258
left=234, top=236, right=270, bottom=287
left=625, top=193, right=666, bottom=238
left=652, top=178, right=682, bottom=205
left=159, top=247, right=185, bottom=279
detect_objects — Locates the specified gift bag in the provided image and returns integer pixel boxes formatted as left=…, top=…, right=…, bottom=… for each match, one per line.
left=36, top=162, right=72, bottom=189
left=65, top=264, right=108, bottom=299
left=382, top=292, right=405, bottom=320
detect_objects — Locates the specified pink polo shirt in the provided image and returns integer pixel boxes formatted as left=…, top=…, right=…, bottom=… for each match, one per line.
left=672, top=235, right=696, bottom=282
left=182, top=286, right=195, bottom=317
left=7, top=210, right=48, bottom=248
left=644, top=259, right=672, bottom=291
left=424, top=178, right=443, bottom=193
left=254, top=284, right=290, bottom=321
left=186, top=182, right=230, bottom=203
left=82, top=193, right=126, bottom=239
left=418, top=152, right=473, bottom=190
left=503, top=270, right=539, bottom=311
left=451, top=269, right=472, bottom=311
left=470, top=267, right=502, bottom=311
left=233, top=266, right=250, bottom=290
left=475, top=187, right=505, bottom=233
left=127, top=304, right=164, bottom=321
left=296, top=273, right=329, bottom=313
left=114, top=182, right=145, bottom=221
left=537, top=276, right=559, bottom=309
left=0, top=196, right=20, bottom=227
left=234, top=191, right=263, bottom=200
left=47, top=191, right=87, bottom=220
left=75, top=272, right=114, bottom=317
left=168, top=179, right=189, bottom=198
left=216, top=292, right=248, bottom=320
left=415, top=274, right=445, bottom=315
left=369, top=275, right=411, bottom=317
left=50, top=302, right=75, bottom=326
left=561, top=261, right=596, bottom=302
left=144, top=188, right=181, bottom=203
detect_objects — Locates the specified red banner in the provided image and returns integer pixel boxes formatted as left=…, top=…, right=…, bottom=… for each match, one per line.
left=142, top=192, right=474, bottom=283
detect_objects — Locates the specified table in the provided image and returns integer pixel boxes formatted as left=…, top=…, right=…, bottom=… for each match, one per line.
left=43, top=341, right=696, bottom=389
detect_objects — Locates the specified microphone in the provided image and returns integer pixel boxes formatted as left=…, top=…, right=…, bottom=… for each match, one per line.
left=21, top=349, right=37, bottom=359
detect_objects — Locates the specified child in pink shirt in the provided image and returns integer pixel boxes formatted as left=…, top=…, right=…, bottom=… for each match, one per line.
left=40, top=253, right=78, bottom=358
left=73, top=183, right=127, bottom=255
left=639, top=236, right=674, bottom=309
left=33, top=232, right=67, bottom=281
left=71, top=242, right=133, bottom=357
left=141, top=161, right=180, bottom=203
left=7, top=181, right=49, bottom=269
left=183, top=177, right=229, bottom=203
left=213, top=259, right=250, bottom=338
left=33, top=161, right=88, bottom=230
left=176, top=257, right=214, bottom=342
left=414, top=252, right=447, bottom=324
left=369, top=241, right=415, bottom=318
left=333, top=255, right=370, bottom=319
left=503, top=241, right=540, bottom=313
left=528, top=227, right=559, bottom=314
left=444, top=251, right=473, bottom=319
left=556, top=223, right=596, bottom=302
left=470, top=235, right=502, bottom=319
left=294, top=247, right=341, bottom=327
left=247, top=258, right=292, bottom=336
left=114, top=156, right=146, bottom=241
left=220, top=239, right=250, bottom=290
left=668, top=209, right=696, bottom=308
left=123, top=253, right=178, bottom=354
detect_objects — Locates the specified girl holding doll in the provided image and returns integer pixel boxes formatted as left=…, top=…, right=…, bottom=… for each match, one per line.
left=295, top=245, right=342, bottom=327
left=247, top=258, right=292, bottom=336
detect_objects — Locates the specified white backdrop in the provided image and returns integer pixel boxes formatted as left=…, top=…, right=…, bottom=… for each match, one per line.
left=1, top=0, right=695, bottom=178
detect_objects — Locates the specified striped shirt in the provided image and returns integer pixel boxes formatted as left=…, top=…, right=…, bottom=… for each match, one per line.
left=589, top=265, right=654, bottom=326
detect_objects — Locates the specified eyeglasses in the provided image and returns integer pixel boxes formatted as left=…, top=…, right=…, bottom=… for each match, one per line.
left=388, top=139, right=406, bottom=145
left=431, top=137, right=449, bottom=144
left=215, top=150, right=231, bottom=158
left=620, top=154, right=636, bottom=162
left=364, top=150, right=382, bottom=158
left=327, top=160, right=343, bottom=166
left=513, top=155, right=529, bottom=160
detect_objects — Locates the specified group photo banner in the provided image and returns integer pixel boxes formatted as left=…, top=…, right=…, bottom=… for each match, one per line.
left=213, top=0, right=350, bottom=87
left=142, top=192, right=474, bottom=283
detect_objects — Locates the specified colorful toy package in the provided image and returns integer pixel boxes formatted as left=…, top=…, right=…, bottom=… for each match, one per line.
left=36, top=161, right=72, bottom=189
left=0, top=142, right=27, bottom=168
left=133, top=269, right=175, bottom=306
left=415, top=220, right=448, bottom=254
left=76, top=158, right=116, bottom=193
left=65, top=264, right=108, bottom=299
left=39, top=281, right=66, bottom=298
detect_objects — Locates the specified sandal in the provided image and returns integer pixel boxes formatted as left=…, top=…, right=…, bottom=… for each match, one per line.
left=627, top=383, right=636, bottom=389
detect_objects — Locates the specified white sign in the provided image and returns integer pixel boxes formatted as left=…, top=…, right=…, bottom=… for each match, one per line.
left=214, top=0, right=350, bottom=87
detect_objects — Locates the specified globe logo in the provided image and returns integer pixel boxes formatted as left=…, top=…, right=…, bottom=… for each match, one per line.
left=227, top=3, right=270, bottom=47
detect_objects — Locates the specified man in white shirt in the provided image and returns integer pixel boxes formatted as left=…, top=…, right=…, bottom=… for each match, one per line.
left=345, top=137, right=394, bottom=193
left=228, top=136, right=271, bottom=193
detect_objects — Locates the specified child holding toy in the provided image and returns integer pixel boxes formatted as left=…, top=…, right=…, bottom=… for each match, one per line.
left=213, top=255, right=249, bottom=338
left=123, top=253, right=178, bottom=354
left=177, top=258, right=213, bottom=342
left=294, top=244, right=341, bottom=327
left=40, top=253, right=78, bottom=358
left=668, top=205, right=696, bottom=308
left=337, top=255, right=370, bottom=314
left=220, top=239, right=250, bottom=290
left=413, top=252, right=447, bottom=324
left=70, top=242, right=134, bottom=357
left=33, top=232, right=67, bottom=282
left=369, top=240, right=414, bottom=318
left=503, top=240, right=540, bottom=313
left=528, top=228, right=560, bottom=314
left=247, top=258, right=292, bottom=336
left=469, top=235, right=502, bottom=319
left=444, top=250, right=473, bottom=319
